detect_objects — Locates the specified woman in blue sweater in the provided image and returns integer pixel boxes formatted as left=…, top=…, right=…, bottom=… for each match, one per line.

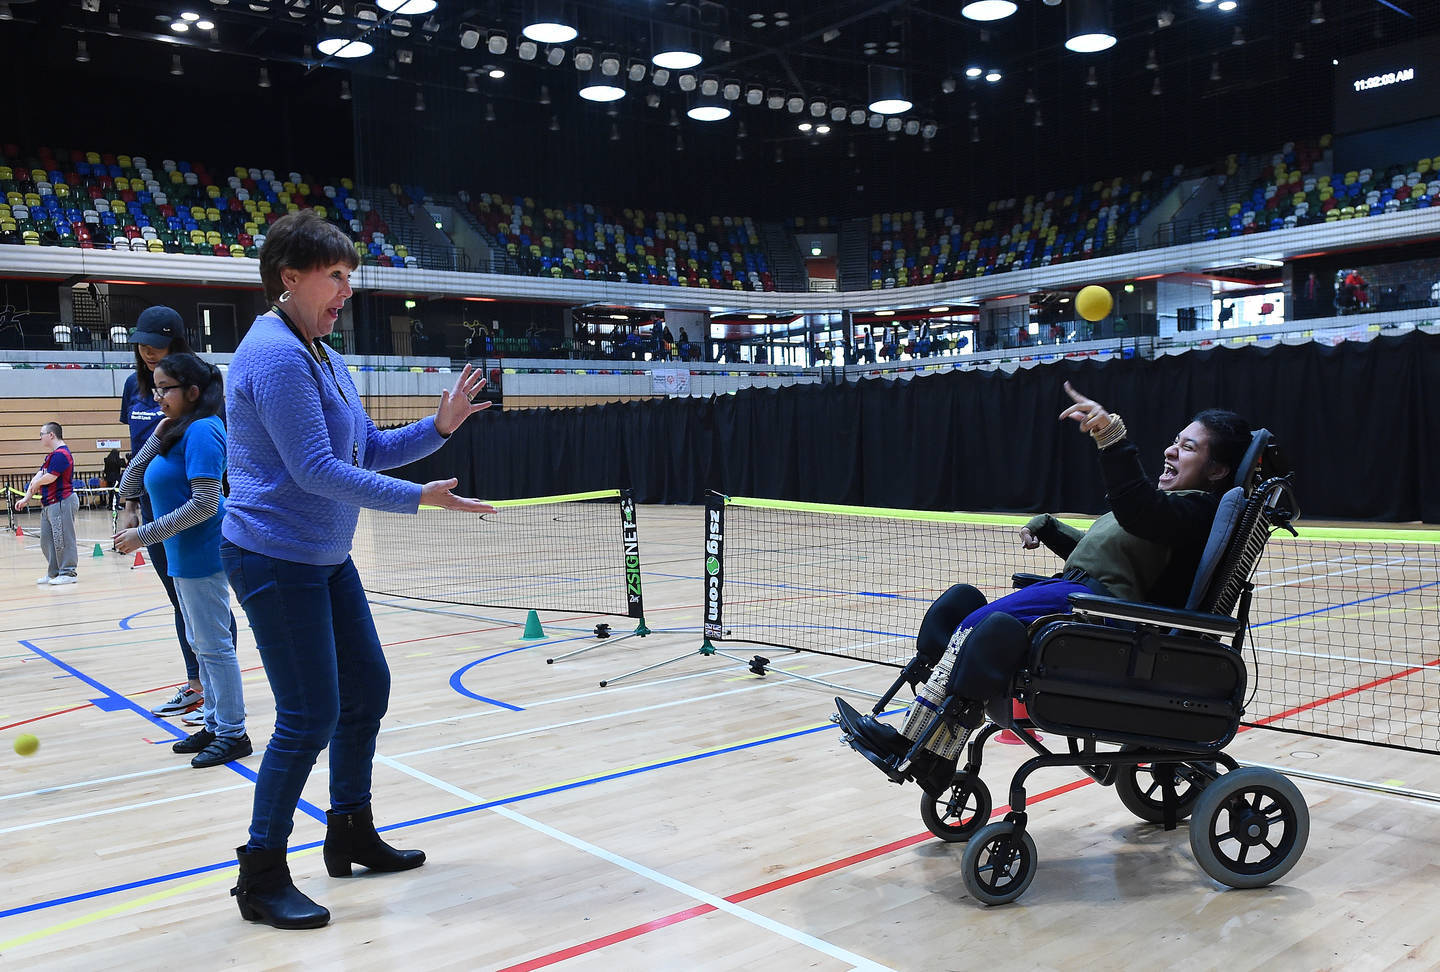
left=223, top=210, right=493, bottom=930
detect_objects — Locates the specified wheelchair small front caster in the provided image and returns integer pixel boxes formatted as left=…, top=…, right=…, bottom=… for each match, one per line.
left=920, top=771, right=992, bottom=843
left=962, top=821, right=1037, bottom=905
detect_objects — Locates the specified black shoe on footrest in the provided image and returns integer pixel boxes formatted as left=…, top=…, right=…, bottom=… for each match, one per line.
left=834, top=698, right=912, bottom=784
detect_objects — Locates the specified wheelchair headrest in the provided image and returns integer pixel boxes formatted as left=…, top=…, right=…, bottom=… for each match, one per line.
left=1234, top=428, right=1288, bottom=494
left=1185, top=487, right=1246, bottom=612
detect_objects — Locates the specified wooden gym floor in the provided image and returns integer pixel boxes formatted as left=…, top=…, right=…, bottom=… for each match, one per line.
left=3, top=505, right=1440, bottom=970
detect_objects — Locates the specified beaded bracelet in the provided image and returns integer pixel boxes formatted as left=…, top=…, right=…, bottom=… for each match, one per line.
left=1091, top=413, right=1127, bottom=450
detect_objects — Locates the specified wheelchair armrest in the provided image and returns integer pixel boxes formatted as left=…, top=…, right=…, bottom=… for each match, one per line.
left=1012, top=572, right=1057, bottom=589
left=1066, top=593, right=1242, bottom=637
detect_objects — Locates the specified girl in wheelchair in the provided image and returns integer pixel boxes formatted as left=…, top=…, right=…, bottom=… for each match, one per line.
left=838, top=382, right=1254, bottom=794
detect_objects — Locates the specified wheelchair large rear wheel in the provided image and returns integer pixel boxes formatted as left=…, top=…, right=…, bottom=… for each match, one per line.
left=1114, top=753, right=1213, bottom=824
left=920, top=772, right=992, bottom=843
left=961, top=821, right=1037, bottom=905
left=1189, top=766, right=1309, bottom=889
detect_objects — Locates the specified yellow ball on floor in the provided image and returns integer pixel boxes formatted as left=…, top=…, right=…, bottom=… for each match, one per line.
left=14, top=733, right=39, bottom=757
left=1076, top=285, right=1114, bottom=322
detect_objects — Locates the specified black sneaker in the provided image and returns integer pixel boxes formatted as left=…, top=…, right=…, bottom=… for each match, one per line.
left=173, top=729, right=216, bottom=754
left=192, top=733, right=253, bottom=768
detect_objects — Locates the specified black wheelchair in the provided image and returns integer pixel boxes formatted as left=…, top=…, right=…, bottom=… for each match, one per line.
left=835, top=431, right=1305, bottom=905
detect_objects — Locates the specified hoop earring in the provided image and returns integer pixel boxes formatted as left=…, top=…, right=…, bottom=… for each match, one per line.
left=278, top=290, right=292, bottom=303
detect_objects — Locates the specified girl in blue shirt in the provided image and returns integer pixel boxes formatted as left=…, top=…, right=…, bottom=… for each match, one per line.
left=119, top=306, right=237, bottom=720
left=116, top=352, right=250, bottom=769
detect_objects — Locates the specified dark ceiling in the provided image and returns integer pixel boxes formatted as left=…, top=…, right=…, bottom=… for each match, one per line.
left=6, top=0, right=1440, bottom=216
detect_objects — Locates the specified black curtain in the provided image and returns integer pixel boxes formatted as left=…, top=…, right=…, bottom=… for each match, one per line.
left=397, top=332, right=1440, bottom=522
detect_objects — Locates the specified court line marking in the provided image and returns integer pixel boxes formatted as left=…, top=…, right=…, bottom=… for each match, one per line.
left=376, top=754, right=897, bottom=972
left=0, top=762, right=199, bottom=802
left=495, top=776, right=1097, bottom=972
left=0, top=782, right=252, bottom=835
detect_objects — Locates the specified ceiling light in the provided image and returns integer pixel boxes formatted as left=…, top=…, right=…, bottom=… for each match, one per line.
left=377, top=0, right=436, bottom=13
left=517, top=40, right=538, bottom=60
left=578, top=71, right=626, bottom=102
left=629, top=60, right=648, bottom=82
left=1033, top=109, right=1043, bottom=127
left=668, top=108, right=680, bottom=127
left=745, top=85, right=764, bottom=105
left=1309, top=2, right=1324, bottom=24
left=965, top=66, right=983, bottom=78
left=984, top=68, right=1002, bottom=83
left=868, top=113, right=884, bottom=128
left=1210, top=60, right=1221, bottom=81
left=960, top=1, right=1017, bottom=21
left=885, top=116, right=902, bottom=131
left=645, top=91, right=660, bottom=107
left=1157, top=8, right=1174, bottom=27
left=572, top=48, right=594, bottom=71
left=1231, top=26, right=1244, bottom=45
left=610, top=123, right=621, bottom=142
left=921, top=120, right=937, bottom=138
left=318, top=37, right=373, bottom=58
left=798, top=121, right=813, bottom=132
left=340, top=79, right=352, bottom=100
left=390, top=17, right=411, bottom=37
left=546, top=45, right=566, bottom=66
left=675, top=134, right=684, bottom=152
left=903, top=119, right=918, bottom=135
left=868, top=65, right=911, bottom=114
left=774, top=145, right=783, bottom=163
left=737, top=121, right=746, bottom=138
left=747, top=313, right=767, bottom=319
left=1217, top=0, right=1236, bottom=9
left=688, top=101, right=731, bottom=122
left=874, top=310, right=894, bottom=316
left=486, top=101, right=496, bottom=121
left=714, top=38, right=731, bottom=52
left=0, top=4, right=13, bottom=20
left=539, top=83, right=551, bottom=104
left=1151, top=76, right=1162, bottom=95
left=75, top=39, right=89, bottom=63
left=1086, top=66, right=1098, bottom=87
left=722, top=80, right=740, bottom=100
left=549, top=114, right=560, bottom=131
left=1089, top=98, right=1100, bottom=112
left=817, top=123, right=831, bottom=134
left=767, top=89, right=785, bottom=109
left=929, top=306, right=950, bottom=313
left=465, top=74, right=478, bottom=93
left=1024, top=87, right=1036, bottom=104
left=941, top=76, right=957, bottom=94
left=1292, top=41, right=1304, bottom=60
left=786, top=95, right=803, bottom=112
left=1065, top=0, right=1116, bottom=53
left=850, top=108, right=866, bottom=124
left=414, top=89, right=425, bottom=111
left=653, top=21, right=702, bottom=70
left=600, top=53, right=621, bottom=76
left=830, top=105, right=846, bottom=121
left=180, top=10, right=200, bottom=20
left=652, top=67, right=670, bottom=85
left=170, top=53, right=183, bottom=75
left=258, top=64, right=271, bottom=87
left=1145, top=48, right=1158, bottom=70
left=678, top=73, right=697, bottom=91
left=488, top=66, right=505, bottom=79
left=171, top=20, right=189, bottom=32
left=810, top=99, right=826, bottom=117
left=196, top=19, right=214, bottom=29
left=968, top=102, right=978, bottom=120
left=701, top=76, right=719, bottom=96
left=522, top=0, right=577, bottom=45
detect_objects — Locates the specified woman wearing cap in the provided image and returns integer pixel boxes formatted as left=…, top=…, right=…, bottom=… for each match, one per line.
left=223, top=210, right=494, bottom=930
left=117, top=306, right=239, bottom=720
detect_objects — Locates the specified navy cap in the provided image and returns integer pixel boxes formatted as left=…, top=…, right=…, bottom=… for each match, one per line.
left=131, top=306, right=184, bottom=348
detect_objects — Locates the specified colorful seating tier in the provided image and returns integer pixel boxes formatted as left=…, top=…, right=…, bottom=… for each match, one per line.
left=1205, top=136, right=1438, bottom=239
left=864, top=169, right=1174, bottom=290
left=0, top=144, right=418, bottom=269
left=460, top=189, right=775, bottom=290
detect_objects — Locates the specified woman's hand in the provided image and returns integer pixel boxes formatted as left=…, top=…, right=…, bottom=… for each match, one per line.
left=420, top=478, right=498, bottom=515
left=116, top=505, right=140, bottom=533
left=113, top=527, right=143, bottom=554
left=434, top=364, right=492, bottom=437
left=1058, top=380, right=1113, bottom=434
left=1018, top=526, right=1041, bottom=549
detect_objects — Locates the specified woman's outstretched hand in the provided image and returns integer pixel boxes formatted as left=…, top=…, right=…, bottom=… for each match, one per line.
left=434, top=364, right=492, bottom=437
left=1058, top=380, right=1112, bottom=434
left=420, top=478, right=497, bottom=514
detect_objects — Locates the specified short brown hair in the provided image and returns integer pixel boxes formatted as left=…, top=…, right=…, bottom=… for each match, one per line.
left=43, top=422, right=62, bottom=438
left=258, top=209, right=359, bottom=302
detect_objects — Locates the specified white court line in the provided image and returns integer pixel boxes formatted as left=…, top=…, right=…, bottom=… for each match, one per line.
left=0, top=782, right=252, bottom=835
left=1255, top=557, right=1411, bottom=592
left=0, top=761, right=197, bottom=802
left=375, top=754, right=895, bottom=972
left=1249, top=643, right=1440, bottom=668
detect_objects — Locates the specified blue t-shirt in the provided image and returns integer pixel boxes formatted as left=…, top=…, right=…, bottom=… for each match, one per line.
left=121, top=372, right=167, bottom=455
left=143, top=416, right=227, bottom=578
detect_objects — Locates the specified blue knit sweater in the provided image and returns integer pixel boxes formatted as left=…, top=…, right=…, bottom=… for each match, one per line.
left=223, top=313, right=445, bottom=565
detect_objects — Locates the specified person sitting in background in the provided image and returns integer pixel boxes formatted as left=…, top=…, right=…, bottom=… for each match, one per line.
left=840, top=382, right=1252, bottom=793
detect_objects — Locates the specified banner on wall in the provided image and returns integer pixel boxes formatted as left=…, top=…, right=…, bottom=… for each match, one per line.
left=652, top=369, right=691, bottom=396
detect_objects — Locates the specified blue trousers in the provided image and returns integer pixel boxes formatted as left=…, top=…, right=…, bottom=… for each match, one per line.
left=959, top=579, right=1092, bottom=630
left=222, top=542, right=390, bottom=851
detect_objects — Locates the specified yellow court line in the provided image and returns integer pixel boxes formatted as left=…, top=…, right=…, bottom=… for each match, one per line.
left=0, top=847, right=323, bottom=953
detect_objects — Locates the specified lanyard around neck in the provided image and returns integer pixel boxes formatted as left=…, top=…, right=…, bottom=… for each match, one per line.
left=271, top=305, right=348, bottom=404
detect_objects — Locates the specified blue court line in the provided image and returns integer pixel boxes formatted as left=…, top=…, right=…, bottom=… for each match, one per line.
left=119, top=606, right=166, bottom=630
left=1253, top=579, right=1440, bottom=628
left=15, top=638, right=324, bottom=822
left=0, top=719, right=845, bottom=920
left=447, top=634, right=601, bottom=708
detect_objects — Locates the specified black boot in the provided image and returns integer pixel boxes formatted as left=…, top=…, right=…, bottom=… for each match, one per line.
left=324, top=806, right=426, bottom=878
left=231, top=845, right=330, bottom=929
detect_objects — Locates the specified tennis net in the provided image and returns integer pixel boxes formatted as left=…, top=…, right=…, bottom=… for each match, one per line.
left=703, top=493, right=1440, bottom=754
left=355, top=487, right=646, bottom=624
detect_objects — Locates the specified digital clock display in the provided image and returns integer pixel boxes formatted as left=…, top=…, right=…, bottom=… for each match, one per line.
left=1334, top=38, right=1437, bottom=134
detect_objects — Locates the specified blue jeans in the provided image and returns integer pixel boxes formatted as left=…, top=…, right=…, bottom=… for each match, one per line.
left=144, top=495, right=237, bottom=682
left=222, top=542, right=390, bottom=851
left=174, top=571, right=247, bottom=739
left=959, top=579, right=1093, bottom=631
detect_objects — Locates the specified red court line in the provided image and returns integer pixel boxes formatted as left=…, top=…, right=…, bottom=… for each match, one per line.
left=0, top=665, right=266, bottom=731
left=1248, top=656, right=1440, bottom=729
left=498, top=776, right=1094, bottom=972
